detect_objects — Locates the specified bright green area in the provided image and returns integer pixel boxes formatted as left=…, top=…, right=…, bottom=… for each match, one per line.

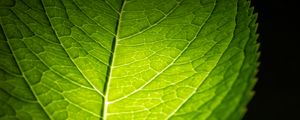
left=0, top=0, right=258, bottom=119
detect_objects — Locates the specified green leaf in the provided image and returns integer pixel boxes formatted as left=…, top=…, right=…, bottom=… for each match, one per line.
left=0, top=0, right=258, bottom=119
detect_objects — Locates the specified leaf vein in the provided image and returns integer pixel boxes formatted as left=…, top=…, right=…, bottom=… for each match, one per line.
left=118, top=0, right=183, bottom=40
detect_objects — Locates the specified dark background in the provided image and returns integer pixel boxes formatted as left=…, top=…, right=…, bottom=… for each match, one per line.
left=244, top=0, right=299, bottom=120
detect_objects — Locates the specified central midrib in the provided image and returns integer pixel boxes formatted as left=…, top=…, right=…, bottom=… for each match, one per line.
left=101, top=0, right=126, bottom=119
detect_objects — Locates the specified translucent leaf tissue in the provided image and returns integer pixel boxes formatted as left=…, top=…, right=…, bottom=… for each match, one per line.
left=0, top=0, right=258, bottom=119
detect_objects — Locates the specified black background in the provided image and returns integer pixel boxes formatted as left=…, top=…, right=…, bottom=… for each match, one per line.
left=244, top=0, right=299, bottom=120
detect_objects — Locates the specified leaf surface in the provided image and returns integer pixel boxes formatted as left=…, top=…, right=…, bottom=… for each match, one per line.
left=0, top=0, right=258, bottom=119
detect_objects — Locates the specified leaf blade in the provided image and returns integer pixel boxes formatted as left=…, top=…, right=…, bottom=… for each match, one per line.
left=0, top=0, right=258, bottom=119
